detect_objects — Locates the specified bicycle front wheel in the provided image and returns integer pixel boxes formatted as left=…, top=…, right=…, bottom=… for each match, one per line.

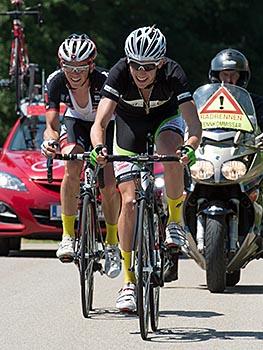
left=149, top=201, right=165, bottom=331
left=79, top=195, right=96, bottom=318
left=137, top=199, right=151, bottom=340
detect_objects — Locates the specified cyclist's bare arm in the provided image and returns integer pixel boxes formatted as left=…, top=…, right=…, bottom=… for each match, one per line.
left=44, top=109, right=60, bottom=140
left=179, top=100, right=202, bottom=149
left=90, top=97, right=117, bottom=148
left=42, top=109, right=60, bottom=157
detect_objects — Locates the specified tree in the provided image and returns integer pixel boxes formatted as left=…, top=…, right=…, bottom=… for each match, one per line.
left=1, top=0, right=263, bottom=143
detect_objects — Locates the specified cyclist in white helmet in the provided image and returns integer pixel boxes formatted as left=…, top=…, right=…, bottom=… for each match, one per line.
left=41, top=34, right=121, bottom=278
left=90, top=26, right=202, bottom=312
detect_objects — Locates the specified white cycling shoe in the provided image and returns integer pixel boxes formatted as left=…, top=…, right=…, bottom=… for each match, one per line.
left=56, top=236, right=75, bottom=262
left=165, top=222, right=186, bottom=249
left=104, top=244, right=122, bottom=278
left=116, top=283, right=136, bottom=312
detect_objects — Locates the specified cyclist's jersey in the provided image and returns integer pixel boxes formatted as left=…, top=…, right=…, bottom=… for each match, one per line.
left=101, top=57, right=192, bottom=155
left=45, top=67, right=108, bottom=121
left=101, top=57, right=193, bottom=119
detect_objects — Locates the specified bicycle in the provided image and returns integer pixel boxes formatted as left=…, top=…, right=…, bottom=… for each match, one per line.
left=0, top=0, right=43, bottom=114
left=47, top=153, right=105, bottom=318
left=107, top=141, right=180, bottom=340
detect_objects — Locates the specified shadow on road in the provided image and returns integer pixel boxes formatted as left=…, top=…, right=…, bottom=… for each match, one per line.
left=160, top=310, right=224, bottom=318
left=8, top=249, right=57, bottom=259
left=88, top=308, right=137, bottom=320
left=225, top=285, right=263, bottom=294
left=131, top=327, right=263, bottom=343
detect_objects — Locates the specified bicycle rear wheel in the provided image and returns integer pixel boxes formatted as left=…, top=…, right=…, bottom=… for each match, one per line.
left=79, top=194, right=96, bottom=318
left=137, top=199, right=151, bottom=340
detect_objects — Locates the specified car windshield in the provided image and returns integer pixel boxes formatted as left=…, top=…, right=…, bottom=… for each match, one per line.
left=10, top=115, right=47, bottom=151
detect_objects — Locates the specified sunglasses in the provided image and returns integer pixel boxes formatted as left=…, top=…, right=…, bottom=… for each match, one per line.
left=128, top=60, right=160, bottom=72
left=62, top=64, right=90, bottom=73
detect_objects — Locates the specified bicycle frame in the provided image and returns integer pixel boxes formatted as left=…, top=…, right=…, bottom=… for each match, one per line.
left=0, top=0, right=42, bottom=114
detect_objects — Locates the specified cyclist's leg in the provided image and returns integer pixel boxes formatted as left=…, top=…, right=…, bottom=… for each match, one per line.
left=116, top=178, right=137, bottom=312
left=56, top=118, right=85, bottom=262
left=101, top=120, right=121, bottom=277
left=155, top=116, right=186, bottom=281
left=113, top=115, right=149, bottom=311
left=101, top=162, right=121, bottom=278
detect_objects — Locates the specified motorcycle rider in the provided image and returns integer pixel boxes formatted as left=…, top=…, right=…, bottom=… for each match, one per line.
left=209, top=48, right=263, bottom=132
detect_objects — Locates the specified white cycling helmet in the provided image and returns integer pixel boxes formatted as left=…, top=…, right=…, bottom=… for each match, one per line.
left=125, top=26, right=166, bottom=62
left=58, top=33, right=97, bottom=62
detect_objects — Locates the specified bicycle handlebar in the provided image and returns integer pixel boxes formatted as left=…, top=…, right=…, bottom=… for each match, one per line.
left=0, top=3, right=43, bottom=24
left=51, top=152, right=180, bottom=162
left=46, top=152, right=180, bottom=183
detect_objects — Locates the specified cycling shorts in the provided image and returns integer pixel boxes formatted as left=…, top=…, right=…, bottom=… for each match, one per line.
left=113, top=115, right=185, bottom=184
left=60, top=117, right=114, bottom=153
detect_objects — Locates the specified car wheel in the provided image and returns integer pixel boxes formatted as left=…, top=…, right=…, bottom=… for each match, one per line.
left=9, top=237, right=21, bottom=251
left=0, top=238, right=10, bottom=256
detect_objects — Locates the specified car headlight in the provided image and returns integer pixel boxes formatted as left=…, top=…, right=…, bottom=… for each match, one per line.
left=190, top=160, right=214, bottom=180
left=221, top=161, right=247, bottom=180
left=0, top=171, right=28, bottom=191
left=154, top=176, right=165, bottom=189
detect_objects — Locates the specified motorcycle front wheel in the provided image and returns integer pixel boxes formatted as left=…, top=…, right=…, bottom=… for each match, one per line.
left=205, top=215, right=226, bottom=293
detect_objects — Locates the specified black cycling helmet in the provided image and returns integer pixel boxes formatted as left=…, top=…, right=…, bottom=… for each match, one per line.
left=209, top=48, right=251, bottom=88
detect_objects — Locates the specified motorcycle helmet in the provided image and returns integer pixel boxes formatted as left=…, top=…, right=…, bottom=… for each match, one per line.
left=125, top=25, right=166, bottom=62
left=58, top=33, right=97, bottom=63
left=209, top=48, right=251, bottom=88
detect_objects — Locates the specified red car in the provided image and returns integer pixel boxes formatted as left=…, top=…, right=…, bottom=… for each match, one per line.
left=0, top=102, right=66, bottom=256
left=0, top=101, right=166, bottom=256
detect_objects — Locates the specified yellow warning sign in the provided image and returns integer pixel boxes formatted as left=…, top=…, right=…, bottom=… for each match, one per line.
left=199, top=86, right=253, bottom=132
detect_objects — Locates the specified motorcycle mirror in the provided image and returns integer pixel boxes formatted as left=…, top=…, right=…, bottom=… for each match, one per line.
left=233, top=131, right=242, bottom=146
left=255, top=132, right=263, bottom=142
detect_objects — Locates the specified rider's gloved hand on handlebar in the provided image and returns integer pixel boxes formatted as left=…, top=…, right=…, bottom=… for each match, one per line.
left=90, top=144, right=108, bottom=167
left=178, top=145, right=196, bottom=167
left=41, top=139, right=59, bottom=158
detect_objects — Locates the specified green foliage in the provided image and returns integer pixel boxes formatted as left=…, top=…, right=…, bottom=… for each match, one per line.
left=1, top=0, right=263, bottom=144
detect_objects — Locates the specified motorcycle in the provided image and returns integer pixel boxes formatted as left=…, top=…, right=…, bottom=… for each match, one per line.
left=183, top=83, right=263, bottom=293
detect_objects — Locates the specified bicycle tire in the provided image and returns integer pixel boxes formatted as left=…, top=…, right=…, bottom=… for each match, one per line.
left=149, top=201, right=164, bottom=331
left=80, top=194, right=96, bottom=318
left=137, top=199, right=151, bottom=340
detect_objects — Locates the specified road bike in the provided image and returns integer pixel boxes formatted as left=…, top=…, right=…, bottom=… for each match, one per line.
left=47, top=153, right=105, bottom=318
left=0, top=0, right=43, bottom=114
left=108, top=139, right=180, bottom=340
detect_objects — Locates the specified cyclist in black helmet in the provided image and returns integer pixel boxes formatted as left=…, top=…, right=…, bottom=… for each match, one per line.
left=90, top=25, right=202, bottom=312
left=209, top=48, right=263, bottom=131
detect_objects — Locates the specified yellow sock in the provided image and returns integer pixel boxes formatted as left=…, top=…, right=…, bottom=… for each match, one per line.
left=61, top=213, right=76, bottom=238
left=121, top=250, right=136, bottom=284
left=167, top=195, right=184, bottom=224
left=105, top=223, right=118, bottom=245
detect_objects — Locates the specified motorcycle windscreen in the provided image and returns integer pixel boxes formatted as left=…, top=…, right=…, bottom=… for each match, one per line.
left=193, top=83, right=257, bottom=133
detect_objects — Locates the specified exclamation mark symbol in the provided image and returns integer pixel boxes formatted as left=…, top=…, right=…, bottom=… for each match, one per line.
left=219, top=95, right=224, bottom=109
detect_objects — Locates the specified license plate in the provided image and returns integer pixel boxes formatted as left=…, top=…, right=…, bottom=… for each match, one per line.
left=97, top=204, right=104, bottom=221
left=50, top=204, right=62, bottom=220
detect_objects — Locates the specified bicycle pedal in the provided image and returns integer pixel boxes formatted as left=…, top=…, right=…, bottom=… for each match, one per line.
left=93, top=261, right=103, bottom=273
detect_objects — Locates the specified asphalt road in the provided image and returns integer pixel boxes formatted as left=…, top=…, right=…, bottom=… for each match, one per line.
left=0, top=241, right=262, bottom=350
